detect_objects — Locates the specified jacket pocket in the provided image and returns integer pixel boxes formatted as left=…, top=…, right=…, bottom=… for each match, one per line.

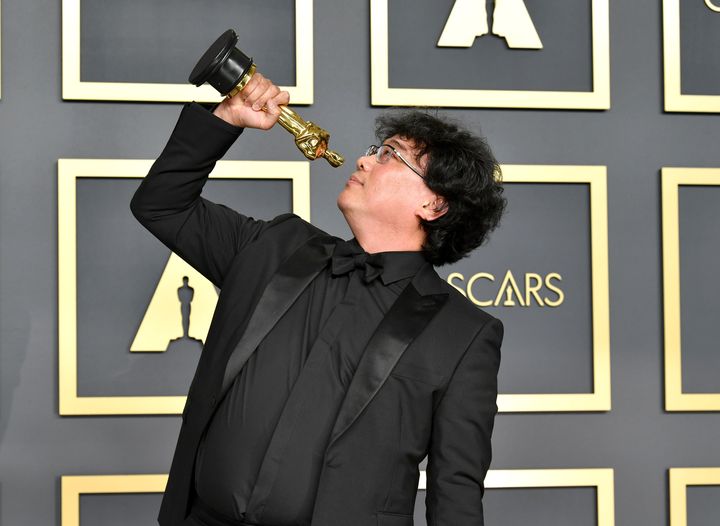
left=376, top=511, right=414, bottom=526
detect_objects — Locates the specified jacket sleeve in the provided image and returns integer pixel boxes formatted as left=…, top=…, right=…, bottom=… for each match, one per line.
left=130, top=102, right=275, bottom=288
left=425, top=317, right=503, bottom=526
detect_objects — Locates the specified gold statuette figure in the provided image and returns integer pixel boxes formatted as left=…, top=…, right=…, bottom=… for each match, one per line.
left=190, top=30, right=344, bottom=167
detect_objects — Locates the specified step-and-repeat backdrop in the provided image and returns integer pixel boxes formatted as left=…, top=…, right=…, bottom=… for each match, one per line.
left=0, top=0, right=719, bottom=524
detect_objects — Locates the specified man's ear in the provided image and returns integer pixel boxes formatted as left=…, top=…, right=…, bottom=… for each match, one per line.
left=420, top=196, right=448, bottom=221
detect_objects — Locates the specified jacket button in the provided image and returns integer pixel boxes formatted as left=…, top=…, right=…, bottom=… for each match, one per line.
left=210, top=395, right=217, bottom=407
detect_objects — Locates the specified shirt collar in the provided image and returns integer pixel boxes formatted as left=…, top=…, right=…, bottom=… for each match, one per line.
left=343, top=238, right=429, bottom=285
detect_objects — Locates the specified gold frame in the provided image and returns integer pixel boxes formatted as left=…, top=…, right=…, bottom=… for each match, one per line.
left=669, top=467, right=720, bottom=526
left=663, top=0, right=720, bottom=112
left=370, top=0, right=610, bottom=109
left=420, top=468, right=615, bottom=525
left=63, top=469, right=615, bottom=526
left=497, top=165, right=610, bottom=412
left=61, top=0, right=314, bottom=103
left=58, top=158, right=311, bottom=415
left=662, top=168, right=720, bottom=411
left=61, top=474, right=168, bottom=526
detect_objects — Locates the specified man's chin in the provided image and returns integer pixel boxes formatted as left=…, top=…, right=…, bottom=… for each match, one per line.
left=336, top=193, right=357, bottom=224
left=336, top=189, right=352, bottom=213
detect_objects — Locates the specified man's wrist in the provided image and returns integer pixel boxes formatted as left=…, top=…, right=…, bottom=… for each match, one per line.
left=189, top=102, right=244, bottom=134
left=212, top=103, right=236, bottom=126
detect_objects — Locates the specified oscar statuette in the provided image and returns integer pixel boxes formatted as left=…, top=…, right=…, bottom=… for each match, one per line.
left=189, top=29, right=344, bottom=167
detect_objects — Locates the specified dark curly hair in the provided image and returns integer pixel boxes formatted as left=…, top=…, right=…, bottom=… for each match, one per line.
left=375, top=110, right=507, bottom=266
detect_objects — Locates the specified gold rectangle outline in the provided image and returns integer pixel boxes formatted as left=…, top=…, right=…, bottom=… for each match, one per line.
left=663, top=0, right=720, bottom=112
left=58, top=158, right=311, bottom=415
left=62, top=469, right=615, bottom=526
left=420, top=468, right=615, bottom=526
left=370, top=0, right=610, bottom=109
left=669, top=467, right=720, bottom=526
left=495, top=165, right=610, bottom=412
left=61, top=0, right=314, bottom=103
left=662, top=168, right=720, bottom=410
left=61, top=474, right=168, bottom=526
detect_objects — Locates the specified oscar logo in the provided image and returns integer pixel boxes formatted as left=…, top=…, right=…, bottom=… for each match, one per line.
left=438, top=0, right=543, bottom=49
left=189, top=29, right=344, bottom=167
left=130, top=254, right=218, bottom=352
left=448, top=270, right=565, bottom=308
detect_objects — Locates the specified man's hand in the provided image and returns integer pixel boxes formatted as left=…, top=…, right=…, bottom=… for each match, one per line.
left=212, top=72, right=290, bottom=130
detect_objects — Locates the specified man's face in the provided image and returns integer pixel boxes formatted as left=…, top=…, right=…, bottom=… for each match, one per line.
left=337, top=135, right=438, bottom=234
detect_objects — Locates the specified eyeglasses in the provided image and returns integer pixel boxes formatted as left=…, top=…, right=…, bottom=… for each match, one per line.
left=364, top=144, right=424, bottom=179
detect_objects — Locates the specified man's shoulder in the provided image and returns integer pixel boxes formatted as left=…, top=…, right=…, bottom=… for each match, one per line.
left=435, top=275, right=501, bottom=328
left=245, top=213, right=337, bottom=263
left=264, top=213, right=332, bottom=239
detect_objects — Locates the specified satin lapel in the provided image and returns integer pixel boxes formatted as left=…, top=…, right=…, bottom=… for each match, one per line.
left=220, top=235, right=336, bottom=396
left=326, top=275, right=448, bottom=449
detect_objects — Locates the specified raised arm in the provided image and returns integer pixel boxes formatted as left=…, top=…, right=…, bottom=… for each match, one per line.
left=130, top=73, right=290, bottom=287
left=425, top=317, right=503, bottom=526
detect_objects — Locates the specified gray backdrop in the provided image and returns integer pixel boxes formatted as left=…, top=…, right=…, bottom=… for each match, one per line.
left=0, top=0, right=719, bottom=524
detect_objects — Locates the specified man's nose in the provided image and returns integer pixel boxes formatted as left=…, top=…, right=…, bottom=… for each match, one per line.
left=357, top=151, right=376, bottom=171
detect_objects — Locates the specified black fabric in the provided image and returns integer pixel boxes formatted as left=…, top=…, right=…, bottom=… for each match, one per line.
left=330, top=238, right=385, bottom=283
left=193, top=239, right=426, bottom=525
left=187, top=497, right=254, bottom=526
left=131, top=102, right=504, bottom=526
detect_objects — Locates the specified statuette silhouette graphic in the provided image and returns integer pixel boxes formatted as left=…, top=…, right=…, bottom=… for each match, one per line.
left=175, top=276, right=202, bottom=344
left=438, top=0, right=543, bottom=49
left=189, top=29, right=344, bottom=167
left=130, top=254, right=218, bottom=352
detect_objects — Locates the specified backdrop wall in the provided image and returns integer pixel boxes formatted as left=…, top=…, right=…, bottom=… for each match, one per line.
left=0, top=0, right=718, bottom=524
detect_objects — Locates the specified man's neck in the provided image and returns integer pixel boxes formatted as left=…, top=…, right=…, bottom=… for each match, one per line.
left=349, top=224, right=425, bottom=254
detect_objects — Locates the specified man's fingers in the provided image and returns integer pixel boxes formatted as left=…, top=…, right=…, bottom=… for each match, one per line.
left=244, top=77, right=272, bottom=109
left=240, top=73, right=264, bottom=105
left=265, top=100, right=279, bottom=116
left=218, top=72, right=289, bottom=128
left=252, top=82, right=280, bottom=111
left=240, top=73, right=272, bottom=111
left=266, top=91, right=290, bottom=116
left=277, top=90, right=290, bottom=106
left=261, top=112, right=281, bottom=130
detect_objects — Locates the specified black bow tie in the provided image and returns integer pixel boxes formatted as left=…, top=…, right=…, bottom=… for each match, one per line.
left=331, top=240, right=385, bottom=283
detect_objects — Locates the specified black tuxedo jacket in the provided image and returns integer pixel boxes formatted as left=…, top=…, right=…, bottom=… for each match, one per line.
left=130, top=103, right=504, bottom=526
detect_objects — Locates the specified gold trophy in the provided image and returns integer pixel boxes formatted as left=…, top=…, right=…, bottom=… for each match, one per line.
left=189, top=29, right=343, bottom=167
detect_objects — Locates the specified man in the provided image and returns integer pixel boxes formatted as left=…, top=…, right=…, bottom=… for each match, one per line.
left=131, top=72, right=507, bottom=526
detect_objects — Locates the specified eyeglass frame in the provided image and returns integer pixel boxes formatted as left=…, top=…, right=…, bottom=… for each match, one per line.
left=364, top=144, right=425, bottom=179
